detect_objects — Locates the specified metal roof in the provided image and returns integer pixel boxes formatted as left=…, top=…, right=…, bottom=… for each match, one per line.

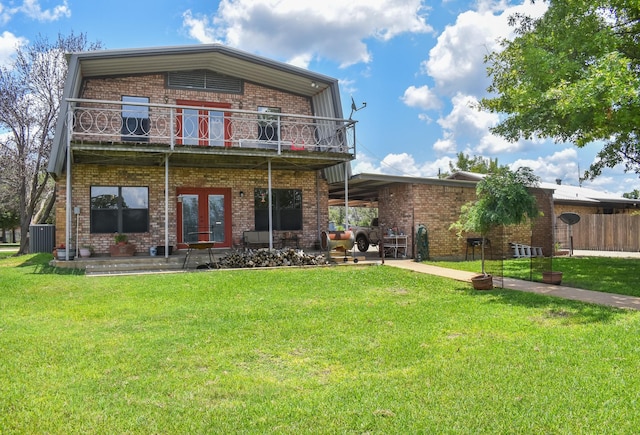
left=448, top=171, right=638, bottom=207
left=328, top=173, right=478, bottom=207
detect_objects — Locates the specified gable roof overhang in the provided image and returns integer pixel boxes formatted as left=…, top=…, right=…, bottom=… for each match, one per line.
left=48, top=44, right=346, bottom=176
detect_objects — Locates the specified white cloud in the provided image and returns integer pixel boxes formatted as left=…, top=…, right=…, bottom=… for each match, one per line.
left=20, top=0, right=70, bottom=22
left=352, top=152, right=422, bottom=177
left=182, top=10, right=218, bottom=44
left=183, top=0, right=432, bottom=68
left=419, top=155, right=456, bottom=177
left=401, top=85, right=441, bottom=110
left=0, top=31, right=27, bottom=67
left=433, top=137, right=456, bottom=154
left=424, top=1, right=547, bottom=96
left=412, top=1, right=549, bottom=159
left=510, top=148, right=581, bottom=184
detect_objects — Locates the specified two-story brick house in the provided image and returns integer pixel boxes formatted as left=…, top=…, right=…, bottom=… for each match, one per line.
left=48, top=45, right=356, bottom=258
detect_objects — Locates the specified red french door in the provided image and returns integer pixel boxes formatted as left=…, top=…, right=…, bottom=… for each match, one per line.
left=177, top=188, right=232, bottom=248
left=176, top=100, right=232, bottom=147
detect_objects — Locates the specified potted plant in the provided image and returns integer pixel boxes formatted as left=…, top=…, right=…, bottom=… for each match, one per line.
left=450, top=167, right=540, bottom=290
left=79, top=245, right=94, bottom=258
left=542, top=270, right=563, bottom=285
left=110, top=233, right=135, bottom=257
left=56, top=243, right=75, bottom=260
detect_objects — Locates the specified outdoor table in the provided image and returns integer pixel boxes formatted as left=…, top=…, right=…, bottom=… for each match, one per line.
left=182, top=241, right=216, bottom=269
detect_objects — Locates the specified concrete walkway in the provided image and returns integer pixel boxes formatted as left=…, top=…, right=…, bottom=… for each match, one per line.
left=388, top=259, right=640, bottom=311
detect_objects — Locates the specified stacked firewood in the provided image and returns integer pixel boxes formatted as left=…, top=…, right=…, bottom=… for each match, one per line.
left=217, top=248, right=327, bottom=269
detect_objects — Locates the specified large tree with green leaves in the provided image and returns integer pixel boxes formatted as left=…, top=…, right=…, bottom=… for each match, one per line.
left=480, top=0, right=640, bottom=180
left=448, top=152, right=500, bottom=175
left=0, top=32, right=101, bottom=254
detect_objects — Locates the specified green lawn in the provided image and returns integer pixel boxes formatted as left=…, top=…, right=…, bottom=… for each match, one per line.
left=2, top=254, right=640, bottom=433
left=426, top=256, right=640, bottom=297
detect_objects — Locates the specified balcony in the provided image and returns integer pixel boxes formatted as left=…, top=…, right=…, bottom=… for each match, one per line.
left=64, top=99, right=356, bottom=171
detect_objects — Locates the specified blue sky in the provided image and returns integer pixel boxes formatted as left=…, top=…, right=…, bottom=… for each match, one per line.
left=2, top=0, right=639, bottom=195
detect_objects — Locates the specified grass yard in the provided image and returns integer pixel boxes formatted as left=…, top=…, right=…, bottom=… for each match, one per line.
left=2, top=254, right=640, bottom=433
left=427, top=256, right=640, bottom=297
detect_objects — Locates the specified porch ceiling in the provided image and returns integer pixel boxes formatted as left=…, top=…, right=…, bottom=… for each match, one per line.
left=328, top=173, right=480, bottom=208
left=70, top=143, right=352, bottom=171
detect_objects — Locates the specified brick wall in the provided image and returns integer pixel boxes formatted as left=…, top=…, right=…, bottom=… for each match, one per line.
left=375, top=183, right=554, bottom=260
left=55, top=165, right=327, bottom=255
left=80, top=74, right=312, bottom=117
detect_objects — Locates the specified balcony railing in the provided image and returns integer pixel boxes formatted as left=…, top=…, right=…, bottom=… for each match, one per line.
left=66, top=99, right=356, bottom=154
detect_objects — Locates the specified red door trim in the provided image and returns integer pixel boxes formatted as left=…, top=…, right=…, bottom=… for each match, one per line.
left=176, top=187, right=232, bottom=249
left=175, top=100, right=232, bottom=147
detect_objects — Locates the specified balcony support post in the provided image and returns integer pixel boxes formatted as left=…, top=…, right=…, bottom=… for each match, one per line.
left=268, top=159, right=273, bottom=250
left=64, top=104, right=73, bottom=260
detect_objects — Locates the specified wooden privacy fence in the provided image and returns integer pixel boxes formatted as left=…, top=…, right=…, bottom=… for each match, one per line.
left=557, top=214, right=640, bottom=251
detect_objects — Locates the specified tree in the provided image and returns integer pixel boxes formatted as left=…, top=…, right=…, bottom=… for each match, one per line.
left=0, top=33, right=101, bottom=254
left=480, top=0, right=640, bottom=180
left=450, top=167, right=540, bottom=277
left=448, top=152, right=500, bottom=174
left=0, top=176, right=20, bottom=242
left=623, top=189, right=640, bottom=199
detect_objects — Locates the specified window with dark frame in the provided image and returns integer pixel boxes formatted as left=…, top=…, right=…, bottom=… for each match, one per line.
left=121, top=96, right=150, bottom=142
left=254, top=188, right=302, bottom=231
left=257, top=106, right=281, bottom=142
left=90, top=186, right=149, bottom=234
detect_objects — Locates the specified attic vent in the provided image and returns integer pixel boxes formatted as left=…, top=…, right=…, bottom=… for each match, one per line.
left=167, top=70, right=242, bottom=93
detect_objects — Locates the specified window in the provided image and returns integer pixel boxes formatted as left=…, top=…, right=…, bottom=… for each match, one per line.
left=257, top=106, right=281, bottom=142
left=121, top=96, right=150, bottom=142
left=91, top=186, right=149, bottom=233
left=254, top=188, right=302, bottom=231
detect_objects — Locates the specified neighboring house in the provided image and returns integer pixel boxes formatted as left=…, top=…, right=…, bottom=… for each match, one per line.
left=329, top=173, right=555, bottom=260
left=48, top=44, right=356, bottom=257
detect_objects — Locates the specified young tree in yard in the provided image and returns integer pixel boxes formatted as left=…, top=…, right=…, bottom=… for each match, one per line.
left=0, top=33, right=101, bottom=254
left=480, top=0, right=640, bottom=180
left=450, top=167, right=540, bottom=277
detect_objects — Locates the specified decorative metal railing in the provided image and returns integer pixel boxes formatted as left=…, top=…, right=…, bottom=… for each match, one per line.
left=66, top=99, right=356, bottom=154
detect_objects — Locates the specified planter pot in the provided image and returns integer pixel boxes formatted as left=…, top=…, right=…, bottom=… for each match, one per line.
left=156, top=245, right=173, bottom=256
left=543, top=271, right=563, bottom=285
left=109, top=243, right=136, bottom=257
left=471, top=274, right=493, bottom=290
left=56, top=249, right=75, bottom=261
left=79, top=248, right=92, bottom=258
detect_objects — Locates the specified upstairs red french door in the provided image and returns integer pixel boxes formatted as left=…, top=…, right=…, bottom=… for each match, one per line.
left=176, top=100, right=232, bottom=147
left=177, top=188, right=232, bottom=248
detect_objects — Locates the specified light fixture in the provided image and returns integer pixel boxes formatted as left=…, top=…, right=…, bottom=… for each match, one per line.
left=239, top=191, right=244, bottom=198
left=310, top=81, right=319, bottom=89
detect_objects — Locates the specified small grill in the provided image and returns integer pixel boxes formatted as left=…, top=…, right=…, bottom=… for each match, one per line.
left=321, top=230, right=358, bottom=263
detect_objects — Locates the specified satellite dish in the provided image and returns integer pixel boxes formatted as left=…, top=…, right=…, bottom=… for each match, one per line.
left=559, top=212, right=580, bottom=225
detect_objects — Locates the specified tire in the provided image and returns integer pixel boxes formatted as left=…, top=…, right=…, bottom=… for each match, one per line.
left=356, top=235, right=369, bottom=252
